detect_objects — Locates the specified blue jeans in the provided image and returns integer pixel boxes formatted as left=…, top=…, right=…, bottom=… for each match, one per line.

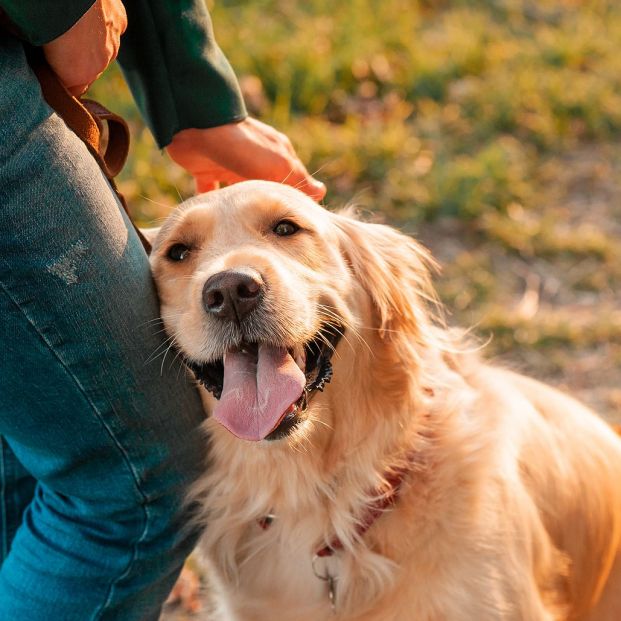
left=0, top=38, right=206, bottom=620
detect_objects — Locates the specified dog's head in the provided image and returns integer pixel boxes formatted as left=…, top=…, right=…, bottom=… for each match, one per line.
left=149, top=181, right=436, bottom=443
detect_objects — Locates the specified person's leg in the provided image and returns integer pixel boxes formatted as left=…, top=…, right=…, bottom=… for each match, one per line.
left=0, top=37, right=206, bottom=621
left=0, top=439, right=37, bottom=563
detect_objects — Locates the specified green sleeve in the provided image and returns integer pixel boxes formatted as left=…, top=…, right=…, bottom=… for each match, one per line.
left=117, top=0, right=247, bottom=148
left=0, top=0, right=94, bottom=45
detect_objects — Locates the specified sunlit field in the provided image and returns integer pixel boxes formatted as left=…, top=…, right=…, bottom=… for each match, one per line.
left=91, top=0, right=621, bottom=424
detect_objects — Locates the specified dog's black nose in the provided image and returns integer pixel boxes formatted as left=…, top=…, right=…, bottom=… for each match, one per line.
left=202, top=269, right=264, bottom=322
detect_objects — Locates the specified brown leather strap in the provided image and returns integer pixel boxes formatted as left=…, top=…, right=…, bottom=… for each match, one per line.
left=24, top=47, right=151, bottom=253
left=82, top=99, right=131, bottom=178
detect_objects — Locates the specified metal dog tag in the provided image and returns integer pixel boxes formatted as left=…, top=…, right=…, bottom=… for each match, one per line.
left=312, top=554, right=339, bottom=614
left=327, top=573, right=337, bottom=613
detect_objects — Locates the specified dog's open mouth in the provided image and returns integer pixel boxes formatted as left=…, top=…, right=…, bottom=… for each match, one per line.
left=188, top=325, right=343, bottom=442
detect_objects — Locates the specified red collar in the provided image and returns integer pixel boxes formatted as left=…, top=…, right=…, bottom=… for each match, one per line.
left=258, top=449, right=420, bottom=558
left=315, top=452, right=418, bottom=557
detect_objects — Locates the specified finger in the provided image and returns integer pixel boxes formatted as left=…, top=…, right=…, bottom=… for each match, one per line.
left=276, top=131, right=297, bottom=158
left=279, top=165, right=327, bottom=202
left=194, top=168, right=246, bottom=193
left=195, top=178, right=220, bottom=193
left=297, top=177, right=327, bottom=201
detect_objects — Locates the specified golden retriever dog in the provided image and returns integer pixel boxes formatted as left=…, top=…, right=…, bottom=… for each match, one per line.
left=148, top=180, right=621, bottom=621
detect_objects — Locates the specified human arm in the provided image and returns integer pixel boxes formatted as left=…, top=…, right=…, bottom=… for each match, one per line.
left=0, top=0, right=126, bottom=97
left=0, top=0, right=95, bottom=45
left=117, top=0, right=325, bottom=199
left=0, top=0, right=325, bottom=199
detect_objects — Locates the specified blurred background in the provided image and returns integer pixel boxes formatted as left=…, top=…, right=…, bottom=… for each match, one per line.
left=92, top=0, right=621, bottom=423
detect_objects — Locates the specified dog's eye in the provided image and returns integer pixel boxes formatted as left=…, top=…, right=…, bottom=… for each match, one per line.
left=167, top=243, right=190, bottom=261
left=273, top=220, right=299, bottom=237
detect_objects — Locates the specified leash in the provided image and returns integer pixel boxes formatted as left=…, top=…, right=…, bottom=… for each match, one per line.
left=24, top=46, right=152, bottom=254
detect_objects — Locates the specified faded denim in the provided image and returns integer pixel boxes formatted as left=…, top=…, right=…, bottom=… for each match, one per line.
left=0, top=37, right=206, bottom=620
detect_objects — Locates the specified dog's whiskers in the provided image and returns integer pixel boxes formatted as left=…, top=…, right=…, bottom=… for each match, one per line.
left=171, top=182, right=184, bottom=203
left=315, top=304, right=357, bottom=337
left=288, top=440, right=309, bottom=456
left=310, top=416, right=334, bottom=433
left=289, top=160, right=333, bottom=199
left=155, top=324, right=178, bottom=335
left=317, top=307, right=371, bottom=357
left=307, top=160, right=334, bottom=180
left=144, top=333, right=177, bottom=365
left=169, top=344, right=188, bottom=379
left=160, top=334, right=180, bottom=377
left=139, top=316, right=167, bottom=328
left=138, top=194, right=175, bottom=210
left=278, top=167, right=296, bottom=187
left=138, top=311, right=187, bottom=343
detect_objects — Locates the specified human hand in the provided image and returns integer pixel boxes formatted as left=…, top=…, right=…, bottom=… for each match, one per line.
left=166, top=117, right=326, bottom=201
left=42, top=0, right=127, bottom=96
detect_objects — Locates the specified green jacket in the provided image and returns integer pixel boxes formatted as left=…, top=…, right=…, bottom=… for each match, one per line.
left=0, top=0, right=247, bottom=147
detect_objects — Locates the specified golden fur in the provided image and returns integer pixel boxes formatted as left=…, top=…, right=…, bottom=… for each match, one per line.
left=149, top=181, right=621, bottom=621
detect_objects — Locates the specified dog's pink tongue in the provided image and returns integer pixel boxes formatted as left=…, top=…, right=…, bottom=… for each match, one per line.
left=213, top=345, right=306, bottom=441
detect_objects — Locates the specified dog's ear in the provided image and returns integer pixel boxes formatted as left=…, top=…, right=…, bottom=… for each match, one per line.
left=139, top=227, right=160, bottom=255
left=334, top=213, right=438, bottom=340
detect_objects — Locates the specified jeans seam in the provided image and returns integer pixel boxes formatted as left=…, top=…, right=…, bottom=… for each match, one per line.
left=0, top=278, right=152, bottom=620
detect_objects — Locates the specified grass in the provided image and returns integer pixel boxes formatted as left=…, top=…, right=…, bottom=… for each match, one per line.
left=91, top=0, right=621, bottom=421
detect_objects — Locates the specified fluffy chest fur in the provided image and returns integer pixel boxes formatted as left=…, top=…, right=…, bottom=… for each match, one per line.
left=189, top=361, right=577, bottom=621
left=149, top=182, right=621, bottom=621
